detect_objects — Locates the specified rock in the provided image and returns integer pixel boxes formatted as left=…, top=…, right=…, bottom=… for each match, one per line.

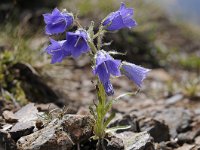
left=36, top=103, right=59, bottom=112
left=0, top=129, right=17, bottom=150
left=139, top=118, right=170, bottom=142
left=155, top=141, right=179, bottom=150
left=9, top=122, right=35, bottom=141
left=195, top=136, right=200, bottom=144
left=151, top=108, right=192, bottom=138
left=177, top=131, right=196, bottom=144
left=165, top=94, right=184, bottom=105
left=114, top=131, right=155, bottom=150
left=2, top=111, right=18, bottom=123
left=106, top=135, right=124, bottom=150
left=17, top=119, right=74, bottom=150
left=109, top=114, right=139, bottom=133
left=14, top=103, right=38, bottom=123
left=76, top=107, right=90, bottom=115
left=61, top=115, right=94, bottom=143
left=175, top=144, right=196, bottom=150
left=10, top=63, right=60, bottom=105
left=17, top=115, right=94, bottom=150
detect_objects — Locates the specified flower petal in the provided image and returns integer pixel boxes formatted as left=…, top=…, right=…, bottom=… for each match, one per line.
left=122, top=62, right=150, bottom=87
left=103, top=80, right=114, bottom=96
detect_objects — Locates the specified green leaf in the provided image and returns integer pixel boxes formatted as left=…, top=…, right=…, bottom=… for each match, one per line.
left=104, top=112, right=115, bottom=128
left=103, top=100, right=113, bottom=116
left=105, top=125, right=131, bottom=133
left=88, top=21, right=95, bottom=38
left=114, top=91, right=139, bottom=102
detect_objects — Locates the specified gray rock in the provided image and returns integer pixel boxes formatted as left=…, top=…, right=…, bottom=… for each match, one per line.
left=114, top=131, right=155, bottom=150
left=14, top=103, right=38, bottom=123
left=165, top=94, right=184, bottom=105
left=151, top=108, right=192, bottom=138
left=106, top=135, right=124, bottom=150
left=9, top=122, right=34, bottom=141
left=17, top=119, right=73, bottom=150
left=17, top=115, right=94, bottom=150
left=109, top=114, right=139, bottom=133
left=139, top=118, right=170, bottom=142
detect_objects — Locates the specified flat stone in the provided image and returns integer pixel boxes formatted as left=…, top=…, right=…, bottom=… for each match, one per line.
left=17, top=119, right=73, bottom=150
left=115, top=131, right=155, bottom=150
left=14, top=103, right=38, bottom=123
left=165, top=94, right=184, bottom=105
left=2, top=111, right=18, bottom=123
left=9, top=121, right=35, bottom=141
left=17, top=115, right=94, bottom=150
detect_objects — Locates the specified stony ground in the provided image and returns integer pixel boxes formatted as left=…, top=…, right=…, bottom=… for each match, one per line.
left=0, top=55, right=199, bottom=150
left=0, top=1, right=200, bottom=149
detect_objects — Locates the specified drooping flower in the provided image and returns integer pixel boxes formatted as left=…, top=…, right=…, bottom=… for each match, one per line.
left=121, top=62, right=150, bottom=87
left=63, top=29, right=90, bottom=58
left=102, top=3, right=137, bottom=31
left=45, top=38, right=70, bottom=64
left=93, top=50, right=121, bottom=95
left=43, top=8, right=73, bottom=35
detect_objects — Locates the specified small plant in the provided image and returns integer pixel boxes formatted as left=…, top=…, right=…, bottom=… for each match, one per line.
left=43, top=3, right=150, bottom=149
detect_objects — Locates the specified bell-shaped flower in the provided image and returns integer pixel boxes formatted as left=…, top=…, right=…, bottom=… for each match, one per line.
left=102, top=3, right=137, bottom=31
left=121, top=62, right=150, bottom=87
left=43, top=8, right=73, bottom=35
left=63, top=29, right=90, bottom=58
left=93, top=50, right=121, bottom=95
left=45, top=38, right=70, bottom=64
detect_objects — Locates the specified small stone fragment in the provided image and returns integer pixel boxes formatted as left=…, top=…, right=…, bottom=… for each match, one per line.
left=114, top=131, right=155, bottom=150
left=165, top=94, right=184, bottom=105
left=36, top=103, right=59, bottom=112
left=195, top=136, right=200, bottom=144
left=106, top=135, right=124, bottom=150
left=2, top=111, right=18, bottom=123
left=9, top=121, right=35, bottom=141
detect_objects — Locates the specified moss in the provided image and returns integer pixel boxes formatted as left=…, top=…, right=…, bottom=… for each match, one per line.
left=179, top=55, right=200, bottom=71
left=0, top=51, right=29, bottom=106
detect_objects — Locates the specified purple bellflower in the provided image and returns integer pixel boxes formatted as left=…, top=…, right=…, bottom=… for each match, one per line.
left=93, top=50, right=121, bottom=95
left=43, top=8, right=73, bottom=35
left=121, top=62, right=150, bottom=87
left=45, top=38, right=70, bottom=64
left=102, top=3, right=137, bottom=31
left=63, top=29, right=90, bottom=58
